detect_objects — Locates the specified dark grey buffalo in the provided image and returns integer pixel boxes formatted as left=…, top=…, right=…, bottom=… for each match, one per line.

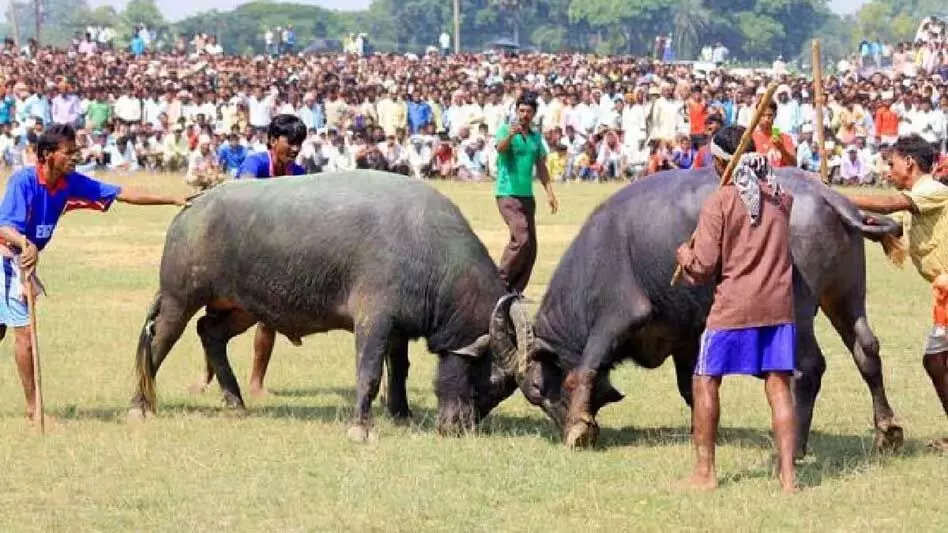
left=128, top=171, right=525, bottom=440
left=516, top=167, right=904, bottom=457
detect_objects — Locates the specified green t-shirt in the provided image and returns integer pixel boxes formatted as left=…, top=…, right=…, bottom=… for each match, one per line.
left=86, top=101, right=112, bottom=129
left=494, top=122, right=547, bottom=197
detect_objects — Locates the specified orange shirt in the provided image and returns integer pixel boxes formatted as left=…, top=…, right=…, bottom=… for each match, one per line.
left=752, top=130, right=795, bottom=168
left=688, top=100, right=708, bottom=136
left=874, top=108, right=899, bottom=138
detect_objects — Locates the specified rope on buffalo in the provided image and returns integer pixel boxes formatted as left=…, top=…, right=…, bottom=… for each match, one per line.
left=670, top=82, right=781, bottom=286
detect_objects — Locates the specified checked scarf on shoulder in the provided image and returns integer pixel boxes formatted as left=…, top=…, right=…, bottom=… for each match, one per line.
left=730, top=152, right=782, bottom=226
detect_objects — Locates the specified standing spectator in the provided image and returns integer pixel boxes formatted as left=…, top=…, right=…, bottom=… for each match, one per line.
left=494, top=92, right=559, bottom=293
left=753, top=100, right=796, bottom=168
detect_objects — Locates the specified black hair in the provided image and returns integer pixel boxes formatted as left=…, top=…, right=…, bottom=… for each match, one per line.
left=705, top=114, right=724, bottom=127
left=36, top=123, right=76, bottom=162
left=890, top=134, right=934, bottom=173
left=516, top=91, right=539, bottom=111
left=267, top=114, right=307, bottom=147
left=712, top=125, right=754, bottom=156
left=764, top=99, right=778, bottom=113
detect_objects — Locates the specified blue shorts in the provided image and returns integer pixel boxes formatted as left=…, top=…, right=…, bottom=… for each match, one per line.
left=695, top=324, right=796, bottom=377
left=0, top=256, right=35, bottom=328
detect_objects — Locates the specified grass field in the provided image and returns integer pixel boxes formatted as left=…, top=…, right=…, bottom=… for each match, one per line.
left=0, top=172, right=945, bottom=532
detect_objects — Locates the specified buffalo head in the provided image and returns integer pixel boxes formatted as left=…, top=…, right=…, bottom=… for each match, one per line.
left=443, top=293, right=532, bottom=428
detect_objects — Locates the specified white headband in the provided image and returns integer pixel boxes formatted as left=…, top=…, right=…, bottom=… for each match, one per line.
left=709, top=139, right=733, bottom=161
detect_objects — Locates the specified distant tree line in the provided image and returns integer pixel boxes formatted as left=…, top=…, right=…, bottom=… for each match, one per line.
left=0, top=0, right=940, bottom=64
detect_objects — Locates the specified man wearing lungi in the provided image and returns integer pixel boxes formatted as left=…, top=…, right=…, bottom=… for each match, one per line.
left=676, top=125, right=798, bottom=492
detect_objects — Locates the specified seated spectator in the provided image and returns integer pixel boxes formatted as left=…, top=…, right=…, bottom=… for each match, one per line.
left=671, top=134, right=696, bottom=169
left=840, top=145, right=870, bottom=185
left=186, top=134, right=225, bottom=190
left=218, top=132, right=249, bottom=176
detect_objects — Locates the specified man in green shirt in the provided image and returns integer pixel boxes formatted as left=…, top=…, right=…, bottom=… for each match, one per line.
left=494, top=92, right=558, bottom=293
left=85, top=89, right=112, bottom=131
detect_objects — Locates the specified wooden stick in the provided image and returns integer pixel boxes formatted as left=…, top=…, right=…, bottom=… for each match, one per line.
left=812, top=39, right=829, bottom=184
left=24, top=273, right=44, bottom=435
left=671, top=82, right=780, bottom=286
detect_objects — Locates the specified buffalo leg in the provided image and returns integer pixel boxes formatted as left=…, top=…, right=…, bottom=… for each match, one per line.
left=563, top=333, right=616, bottom=449
left=673, top=340, right=699, bottom=408
left=130, top=294, right=195, bottom=417
left=793, top=320, right=826, bottom=460
left=196, top=309, right=257, bottom=410
left=821, top=295, right=903, bottom=453
left=348, top=319, right=393, bottom=442
left=384, top=336, right=411, bottom=420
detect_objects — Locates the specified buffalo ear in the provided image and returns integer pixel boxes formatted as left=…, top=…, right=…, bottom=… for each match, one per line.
left=451, top=334, right=490, bottom=358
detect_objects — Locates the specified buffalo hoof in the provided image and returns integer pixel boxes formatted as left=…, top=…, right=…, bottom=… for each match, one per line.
left=873, top=422, right=904, bottom=453
left=221, top=392, right=246, bottom=410
left=346, top=424, right=377, bottom=443
left=389, top=409, right=413, bottom=425
left=564, top=418, right=600, bottom=449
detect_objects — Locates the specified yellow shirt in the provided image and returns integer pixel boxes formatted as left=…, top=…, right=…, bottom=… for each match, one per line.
left=903, top=175, right=948, bottom=282
left=546, top=151, right=567, bottom=180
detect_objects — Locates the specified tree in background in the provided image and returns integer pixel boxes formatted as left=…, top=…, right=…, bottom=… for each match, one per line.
left=0, top=0, right=939, bottom=66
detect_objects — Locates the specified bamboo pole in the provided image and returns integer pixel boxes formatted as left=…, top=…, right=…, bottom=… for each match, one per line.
left=453, top=0, right=460, bottom=54
left=25, top=274, right=44, bottom=435
left=812, top=39, right=828, bottom=184
left=671, top=82, right=780, bottom=286
left=8, top=0, right=21, bottom=47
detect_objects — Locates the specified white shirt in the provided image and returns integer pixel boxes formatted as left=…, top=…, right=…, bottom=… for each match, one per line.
left=249, top=96, right=274, bottom=128
left=114, top=95, right=142, bottom=122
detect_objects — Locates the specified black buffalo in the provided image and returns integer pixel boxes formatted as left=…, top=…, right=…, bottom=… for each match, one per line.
left=516, top=167, right=904, bottom=457
left=128, top=171, right=526, bottom=440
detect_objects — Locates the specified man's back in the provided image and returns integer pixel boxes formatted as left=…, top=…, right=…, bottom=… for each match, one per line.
left=694, top=184, right=795, bottom=330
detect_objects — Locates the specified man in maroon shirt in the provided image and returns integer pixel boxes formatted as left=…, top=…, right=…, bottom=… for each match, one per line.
left=676, top=125, right=798, bottom=493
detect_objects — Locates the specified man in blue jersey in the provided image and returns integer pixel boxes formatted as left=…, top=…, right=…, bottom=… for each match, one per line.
left=235, top=114, right=307, bottom=180
left=0, top=124, right=188, bottom=424
left=199, top=113, right=306, bottom=398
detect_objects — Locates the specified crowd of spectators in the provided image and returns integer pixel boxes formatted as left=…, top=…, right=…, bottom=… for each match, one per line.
left=1, top=26, right=947, bottom=188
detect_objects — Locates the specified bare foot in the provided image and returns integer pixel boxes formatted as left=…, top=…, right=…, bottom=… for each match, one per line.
left=26, top=413, right=58, bottom=429
left=248, top=386, right=270, bottom=399
left=127, top=406, right=150, bottom=423
left=680, top=473, right=718, bottom=492
left=927, top=437, right=948, bottom=452
left=347, top=424, right=376, bottom=443
left=187, top=381, right=211, bottom=396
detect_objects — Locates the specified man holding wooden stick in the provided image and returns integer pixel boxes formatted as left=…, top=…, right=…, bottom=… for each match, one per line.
left=0, top=124, right=188, bottom=426
left=674, top=122, right=798, bottom=493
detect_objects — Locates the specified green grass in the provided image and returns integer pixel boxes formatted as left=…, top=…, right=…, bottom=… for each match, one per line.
left=0, top=174, right=945, bottom=532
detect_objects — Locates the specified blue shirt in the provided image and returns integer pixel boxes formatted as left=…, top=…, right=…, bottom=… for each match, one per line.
left=235, top=151, right=305, bottom=179
left=407, top=101, right=432, bottom=134
left=217, top=143, right=249, bottom=173
left=0, top=167, right=122, bottom=251
left=0, top=96, right=14, bottom=125
left=131, top=36, right=145, bottom=56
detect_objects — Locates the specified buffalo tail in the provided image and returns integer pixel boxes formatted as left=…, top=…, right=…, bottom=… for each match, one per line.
left=818, top=185, right=905, bottom=267
left=136, top=292, right=162, bottom=412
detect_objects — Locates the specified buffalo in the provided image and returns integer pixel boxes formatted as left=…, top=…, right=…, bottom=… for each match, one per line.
left=515, top=167, right=904, bottom=458
left=127, top=171, right=527, bottom=440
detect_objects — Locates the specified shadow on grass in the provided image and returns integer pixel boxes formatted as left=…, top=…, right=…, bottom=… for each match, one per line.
left=50, top=398, right=932, bottom=488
